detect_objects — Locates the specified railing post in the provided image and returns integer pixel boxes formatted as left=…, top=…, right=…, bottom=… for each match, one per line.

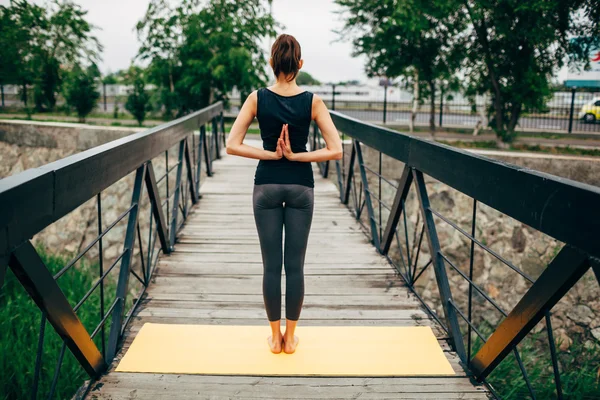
left=354, top=140, right=380, bottom=249
left=471, top=246, right=591, bottom=380
left=202, top=124, right=213, bottom=177
left=335, top=159, right=343, bottom=201
left=145, top=161, right=170, bottom=254
left=212, top=117, right=220, bottom=159
left=107, top=163, right=146, bottom=362
left=169, top=140, right=185, bottom=247
left=568, top=87, right=576, bottom=134
left=184, top=137, right=199, bottom=204
left=322, top=159, right=330, bottom=179
left=196, top=124, right=205, bottom=196
left=380, top=165, right=413, bottom=255
left=413, top=169, right=466, bottom=362
left=342, top=143, right=356, bottom=205
left=439, top=86, right=444, bottom=128
left=220, top=112, right=226, bottom=149
left=383, top=83, right=388, bottom=124
left=331, top=83, right=336, bottom=111
left=8, top=241, right=106, bottom=377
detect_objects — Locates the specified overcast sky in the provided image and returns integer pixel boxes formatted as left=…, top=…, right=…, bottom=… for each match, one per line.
left=0, top=0, right=370, bottom=84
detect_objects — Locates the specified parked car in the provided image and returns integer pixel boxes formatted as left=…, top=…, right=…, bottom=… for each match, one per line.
left=579, top=97, right=600, bottom=123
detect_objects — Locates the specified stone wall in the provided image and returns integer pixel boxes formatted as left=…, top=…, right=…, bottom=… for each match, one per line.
left=0, top=120, right=196, bottom=286
left=334, top=141, right=600, bottom=351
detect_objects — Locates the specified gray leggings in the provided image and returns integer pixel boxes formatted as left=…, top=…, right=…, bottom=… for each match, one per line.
left=252, top=184, right=314, bottom=321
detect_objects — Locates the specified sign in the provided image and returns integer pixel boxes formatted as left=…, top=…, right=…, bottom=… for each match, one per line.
left=565, top=45, right=600, bottom=88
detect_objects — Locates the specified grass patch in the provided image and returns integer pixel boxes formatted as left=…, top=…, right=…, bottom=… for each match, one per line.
left=439, top=140, right=600, bottom=158
left=0, top=246, right=116, bottom=400
left=223, top=123, right=260, bottom=135
left=471, top=328, right=600, bottom=399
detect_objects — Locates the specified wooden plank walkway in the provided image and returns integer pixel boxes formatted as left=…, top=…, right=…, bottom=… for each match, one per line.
left=87, top=142, right=490, bottom=399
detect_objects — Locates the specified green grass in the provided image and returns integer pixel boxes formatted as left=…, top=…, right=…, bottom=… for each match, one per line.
left=0, top=246, right=116, bottom=400
left=440, top=140, right=600, bottom=158
left=471, top=326, right=600, bottom=399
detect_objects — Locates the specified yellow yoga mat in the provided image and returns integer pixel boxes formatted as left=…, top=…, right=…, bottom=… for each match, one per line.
left=116, top=324, right=455, bottom=376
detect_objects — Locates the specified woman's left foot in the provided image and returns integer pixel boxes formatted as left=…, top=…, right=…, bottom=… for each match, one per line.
left=283, top=335, right=299, bottom=354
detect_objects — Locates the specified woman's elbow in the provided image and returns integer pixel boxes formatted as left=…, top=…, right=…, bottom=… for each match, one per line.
left=225, top=142, right=237, bottom=155
left=332, top=149, right=343, bottom=160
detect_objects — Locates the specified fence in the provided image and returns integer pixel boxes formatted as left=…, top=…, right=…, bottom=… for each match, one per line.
left=0, top=102, right=224, bottom=399
left=311, top=111, right=600, bottom=398
left=227, top=86, right=600, bottom=135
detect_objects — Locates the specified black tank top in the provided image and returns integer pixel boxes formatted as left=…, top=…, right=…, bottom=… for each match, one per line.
left=254, top=88, right=315, bottom=188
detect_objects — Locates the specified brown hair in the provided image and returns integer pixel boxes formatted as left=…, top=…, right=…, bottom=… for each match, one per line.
left=271, top=34, right=301, bottom=82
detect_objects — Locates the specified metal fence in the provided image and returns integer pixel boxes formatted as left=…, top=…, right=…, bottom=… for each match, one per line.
left=311, top=111, right=600, bottom=398
left=0, top=102, right=224, bottom=399
left=229, top=87, right=600, bottom=134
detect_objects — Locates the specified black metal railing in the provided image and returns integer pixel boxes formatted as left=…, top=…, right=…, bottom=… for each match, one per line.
left=0, top=102, right=225, bottom=399
left=312, top=111, right=600, bottom=398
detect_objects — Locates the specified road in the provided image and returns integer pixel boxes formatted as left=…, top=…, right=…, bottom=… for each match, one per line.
left=3, top=99, right=599, bottom=134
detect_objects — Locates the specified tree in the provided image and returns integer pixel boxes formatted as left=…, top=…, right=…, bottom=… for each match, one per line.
left=297, top=71, right=321, bottom=85
left=0, top=0, right=101, bottom=112
left=125, top=67, right=152, bottom=127
left=462, top=0, right=600, bottom=143
left=136, top=0, right=277, bottom=118
left=336, top=0, right=465, bottom=133
left=64, top=65, right=100, bottom=123
left=0, top=5, right=23, bottom=108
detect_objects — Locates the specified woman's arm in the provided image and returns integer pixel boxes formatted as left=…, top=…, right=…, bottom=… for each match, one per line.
left=226, top=91, right=282, bottom=160
left=279, top=94, right=343, bottom=162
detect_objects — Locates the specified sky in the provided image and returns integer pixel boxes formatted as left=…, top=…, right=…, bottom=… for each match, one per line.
left=0, top=0, right=370, bottom=84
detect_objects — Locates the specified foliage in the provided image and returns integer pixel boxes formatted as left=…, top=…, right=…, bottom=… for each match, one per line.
left=64, top=65, right=100, bottom=123
left=125, top=66, right=152, bottom=126
left=471, top=325, right=600, bottom=399
left=136, top=0, right=277, bottom=118
left=461, top=0, right=600, bottom=143
left=336, top=0, right=465, bottom=133
left=297, top=71, right=321, bottom=85
left=337, top=0, right=600, bottom=142
left=0, top=1, right=101, bottom=112
left=0, top=247, right=115, bottom=400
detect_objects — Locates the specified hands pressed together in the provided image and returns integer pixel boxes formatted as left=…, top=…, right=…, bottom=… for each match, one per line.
left=273, top=123, right=295, bottom=161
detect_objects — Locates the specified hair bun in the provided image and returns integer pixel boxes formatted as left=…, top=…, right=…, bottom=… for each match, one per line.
left=271, top=34, right=301, bottom=82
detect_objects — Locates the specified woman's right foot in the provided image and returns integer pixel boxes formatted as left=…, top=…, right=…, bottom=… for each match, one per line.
left=267, top=335, right=283, bottom=354
left=283, top=335, right=299, bottom=354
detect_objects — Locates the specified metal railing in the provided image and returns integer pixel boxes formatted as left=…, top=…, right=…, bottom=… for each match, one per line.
left=0, top=102, right=225, bottom=399
left=312, top=111, right=600, bottom=398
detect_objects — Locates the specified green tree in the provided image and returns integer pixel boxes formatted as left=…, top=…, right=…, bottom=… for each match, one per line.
left=336, top=0, right=465, bottom=133
left=136, top=0, right=277, bottom=118
left=462, top=0, right=600, bottom=143
left=297, top=71, right=321, bottom=85
left=125, top=67, right=152, bottom=127
left=0, top=0, right=101, bottom=112
left=64, top=65, right=100, bottom=123
left=0, top=5, right=24, bottom=108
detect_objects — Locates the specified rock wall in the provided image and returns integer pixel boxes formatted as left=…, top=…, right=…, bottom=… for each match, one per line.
left=0, top=120, right=199, bottom=286
left=333, top=141, right=600, bottom=351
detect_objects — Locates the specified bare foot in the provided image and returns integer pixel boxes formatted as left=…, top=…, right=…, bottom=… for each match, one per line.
left=267, top=335, right=283, bottom=354
left=283, top=335, right=299, bottom=354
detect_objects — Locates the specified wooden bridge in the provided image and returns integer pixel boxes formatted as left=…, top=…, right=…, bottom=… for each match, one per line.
left=1, top=102, right=598, bottom=399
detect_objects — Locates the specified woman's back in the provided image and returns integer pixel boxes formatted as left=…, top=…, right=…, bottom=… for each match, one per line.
left=254, top=87, right=314, bottom=188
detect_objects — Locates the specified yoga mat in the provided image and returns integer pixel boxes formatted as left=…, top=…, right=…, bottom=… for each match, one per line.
left=116, top=324, right=455, bottom=376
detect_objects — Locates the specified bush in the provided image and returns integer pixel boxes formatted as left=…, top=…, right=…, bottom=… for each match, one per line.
left=0, top=246, right=115, bottom=400
left=64, top=65, right=100, bottom=123
left=125, top=67, right=151, bottom=127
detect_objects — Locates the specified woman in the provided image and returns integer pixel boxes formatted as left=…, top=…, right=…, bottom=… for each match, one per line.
left=226, top=34, right=343, bottom=354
